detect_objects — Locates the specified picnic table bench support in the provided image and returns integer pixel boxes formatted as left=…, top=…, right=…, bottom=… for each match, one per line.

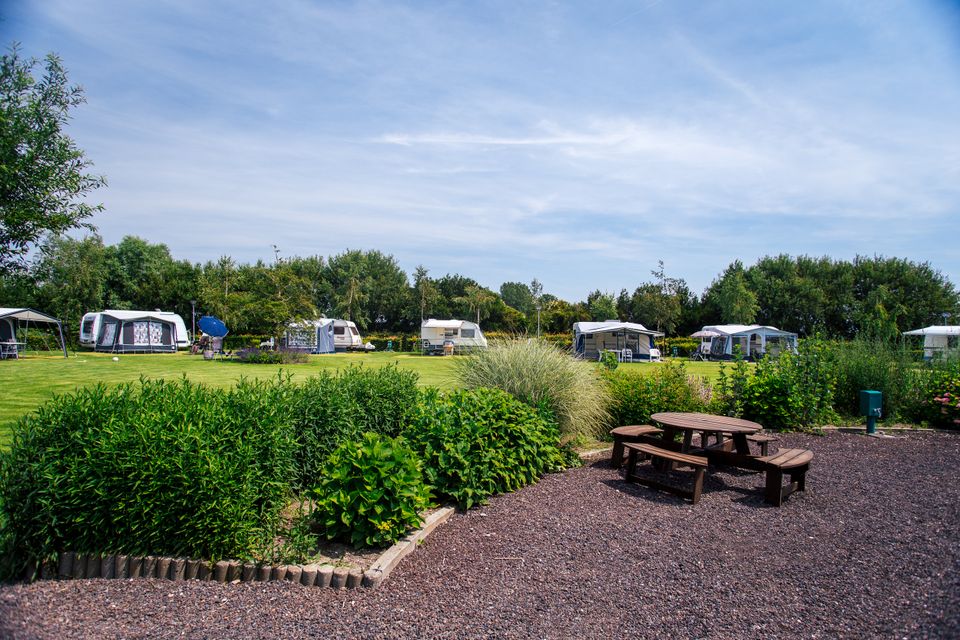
left=624, top=443, right=708, bottom=505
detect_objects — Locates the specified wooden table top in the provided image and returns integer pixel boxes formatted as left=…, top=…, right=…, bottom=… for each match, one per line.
left=650, top=412, right=763, bottom=434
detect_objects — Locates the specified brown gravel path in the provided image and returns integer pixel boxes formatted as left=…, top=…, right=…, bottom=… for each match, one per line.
left=1, top=431, right=958, bottom=639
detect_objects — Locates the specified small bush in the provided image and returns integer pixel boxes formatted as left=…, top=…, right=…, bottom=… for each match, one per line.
left=604, top=361, right=707, bottom=428
left=290, top=364, right=419, bottom=489
left=404, top=388, right=579, bottom=509
left=453, top=338, right=611, bottom=440
left=0, top=377, right=299, bottom=579
left=310, top=432, right=430, bottom=548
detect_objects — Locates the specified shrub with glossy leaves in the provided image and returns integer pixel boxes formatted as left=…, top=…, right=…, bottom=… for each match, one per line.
left=310, top=432, right=430, bottom=548
left=404, top=387, right=579, bottom=509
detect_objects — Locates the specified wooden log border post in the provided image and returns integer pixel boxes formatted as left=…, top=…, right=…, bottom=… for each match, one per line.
left=38, top=508, right=454, bottom=590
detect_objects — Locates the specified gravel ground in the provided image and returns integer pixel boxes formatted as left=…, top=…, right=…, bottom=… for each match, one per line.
left=1, top=430, right=958, bottom=640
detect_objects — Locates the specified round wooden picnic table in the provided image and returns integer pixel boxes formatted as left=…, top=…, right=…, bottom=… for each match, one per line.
left=650, top=412, right=762, bottom=455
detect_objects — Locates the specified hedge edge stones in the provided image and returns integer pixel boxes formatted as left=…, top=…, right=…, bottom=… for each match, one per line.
left=41, top=507, right=455, bottom=590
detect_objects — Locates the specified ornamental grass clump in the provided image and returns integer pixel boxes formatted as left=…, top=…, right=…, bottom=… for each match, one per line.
left=0, top=376, right=299, bottom=580
left=453, top=338, right=611, bottom=440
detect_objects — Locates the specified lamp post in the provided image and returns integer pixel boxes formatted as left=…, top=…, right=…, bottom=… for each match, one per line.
left=190, top=300, right=197, bottom=341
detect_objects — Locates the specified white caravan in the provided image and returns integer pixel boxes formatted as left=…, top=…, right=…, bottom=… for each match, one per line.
left=79, top=310, right=190, bottom=351
left=420, top=319, right=487, bottom=355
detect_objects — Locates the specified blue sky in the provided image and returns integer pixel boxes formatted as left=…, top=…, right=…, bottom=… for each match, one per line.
left=5, top=0, right=959, bottom=300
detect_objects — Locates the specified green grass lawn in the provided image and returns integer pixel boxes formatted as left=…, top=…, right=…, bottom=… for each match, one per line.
left=0, top=351, right=728, bottom=447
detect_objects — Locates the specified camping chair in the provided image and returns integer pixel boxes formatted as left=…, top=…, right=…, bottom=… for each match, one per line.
left=621, top=348, right=632, bottom=363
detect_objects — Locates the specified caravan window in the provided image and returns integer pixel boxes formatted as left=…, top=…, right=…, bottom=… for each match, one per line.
left=334, top=326, right=345, bottom=335
left=350, top=327, right=359, bottom=336
left=444, top=328, right=458, bottom=338
left=82, top=318, right=95, bottom=338
left=461, top=329, right=475, bottom=338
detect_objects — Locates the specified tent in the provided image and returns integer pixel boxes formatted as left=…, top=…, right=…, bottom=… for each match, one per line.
left=285, top=319, right=336, bottom=354
left=91, top=311, right=181, bottom=353
left=0, top=308, right=68, bottom=358
left=573, top=321, right=663, bottom=361
left=902, top=325, right=960, bottom=361
left=421, top=319, right=487, bottom=354
left=700, top=324, right=797, bottom=360
left=80, top=310, right=190, bottom=350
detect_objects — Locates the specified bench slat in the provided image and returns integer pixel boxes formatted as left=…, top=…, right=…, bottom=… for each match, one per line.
left=761, top=448, right=813, bottom=469
left=625, top=443, right=707, bottom=468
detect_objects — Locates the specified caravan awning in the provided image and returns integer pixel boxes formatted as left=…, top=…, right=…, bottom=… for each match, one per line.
left=0, top=308, right=62, bottom=324
left=574, top=321, right=664, bottom=337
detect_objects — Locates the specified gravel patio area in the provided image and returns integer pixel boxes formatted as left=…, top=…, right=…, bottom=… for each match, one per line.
left=2, top=430, right=958, bottom=639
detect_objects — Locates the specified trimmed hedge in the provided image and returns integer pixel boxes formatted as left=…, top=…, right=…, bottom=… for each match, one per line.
left=0, top=377, right=299, bottom=579
left=604, top=361, right=708, bottom=428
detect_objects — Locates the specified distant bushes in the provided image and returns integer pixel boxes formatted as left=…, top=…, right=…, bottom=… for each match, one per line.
left=604, top=362, right=708, bottom=427
left=235, top=347, right=308, bottom=364
left=453, top=338, right=610, bottom=440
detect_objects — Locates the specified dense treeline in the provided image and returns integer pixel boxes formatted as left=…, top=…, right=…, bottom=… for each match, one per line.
left=0, top=234, right=956, bottom=344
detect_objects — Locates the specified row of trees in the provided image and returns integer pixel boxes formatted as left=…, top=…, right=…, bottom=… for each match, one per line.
left=1, top=234, right=956, bottom=344
left=1, top=45, right=956, bottom=345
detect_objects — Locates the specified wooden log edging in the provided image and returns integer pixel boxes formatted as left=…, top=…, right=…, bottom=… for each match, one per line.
left=39, top=506, right=455, bottom=590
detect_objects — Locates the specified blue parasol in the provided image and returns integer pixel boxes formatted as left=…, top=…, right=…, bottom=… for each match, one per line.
left=198, top=315, right=229, bottom=338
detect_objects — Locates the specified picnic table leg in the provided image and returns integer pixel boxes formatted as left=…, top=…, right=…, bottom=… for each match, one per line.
left=732, top=434, right=751, bottom=456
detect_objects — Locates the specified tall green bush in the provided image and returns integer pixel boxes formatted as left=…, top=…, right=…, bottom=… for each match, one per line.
left=827, top=338, right=915, bottom=420
left=290, top=364, right=419, bottom=489
left=0, top=377, right=299, bottom=579
left=453, top=338, right=611, bottom=440
left=404, top=388, right=578, bottom=509
left=712, top=340, right=836, bottom=431
left=604, top=361, right=708, bottom=428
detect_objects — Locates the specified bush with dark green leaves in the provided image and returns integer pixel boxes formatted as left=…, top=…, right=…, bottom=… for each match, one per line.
left=712, top=340, right=836, bottom=431
left=235, top=347, right=307, bottom=364
left=403, top=388, right=579, bottom=509
left=604, top=361, right=707, bottom=428
left=290, top=364, right=420, bottom=489
left=309, top=432, right=430, bottom=548
left=0, top=377, right=299, bottom=579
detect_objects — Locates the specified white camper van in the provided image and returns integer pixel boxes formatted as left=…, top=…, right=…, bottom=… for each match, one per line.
left=286, top=318, right=366, bottom=352
left=79, top=310, right=190, bottom=352
left=420, top=319, right=487, bottom=355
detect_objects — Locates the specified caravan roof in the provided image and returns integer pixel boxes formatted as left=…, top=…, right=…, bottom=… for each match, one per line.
left=903, top=325, right=960, bottom=336
left=423, top=319, right=468, bottom=329
left=702, top=324, right=796, bottom=338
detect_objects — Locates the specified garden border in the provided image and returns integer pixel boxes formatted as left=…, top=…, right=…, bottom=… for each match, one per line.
left=36, top=507, right=455, bottom=590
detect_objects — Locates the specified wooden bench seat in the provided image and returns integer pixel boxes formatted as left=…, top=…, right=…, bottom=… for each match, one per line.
left=746, top=433, right=779, bottom=456
left=624, top=443, right=708, bottom=505
left=759, top=448, right=813, bottom=506
left=609, top=425, right=664, bottom=468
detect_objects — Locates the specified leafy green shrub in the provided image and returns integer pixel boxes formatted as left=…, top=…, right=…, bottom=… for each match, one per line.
left=404, top=388, right=579, bottom=509
left=290, top=364, right=419, bottom=489
left=0, top=377, right=299, bottom=579
left=453, top=338, right=611, bottom=440
left=713, top=340, right=836, bottom=431
left=905, top=360, right=960, bottom=427
left=310, top=432, right=430, bottom=548
left=659, top=337, right=700, bottom=358
left=604, top=361, right=707, bottom=427
left=826, top=338, right=915, bottom=420
left=599, top=350, right=619, bottom=371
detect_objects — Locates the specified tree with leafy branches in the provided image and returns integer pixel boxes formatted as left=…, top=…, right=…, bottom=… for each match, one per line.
left=1, top=44, right=106, bottom=275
